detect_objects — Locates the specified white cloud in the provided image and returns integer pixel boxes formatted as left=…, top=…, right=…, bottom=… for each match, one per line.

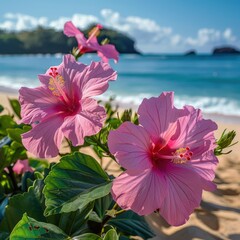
left=0, top=12, right=98, bottom=32
left=49, top=17, right=69, bottom=30
left=0, top=20, right=15, bottom=30
left=50, top=14, right=99, bottom=30
left=71, top=14, right=99, bottom=29
left=0, top=10, right=238, bottom=53
left=100, top=8, right=173, bottom=49
left=0, top=13, right=47, bottom=31
left=223, top=28, right=235, bottom=42
left=171, top=34, right=182, bottom=46
left=185, top=28, right=236, bottom=48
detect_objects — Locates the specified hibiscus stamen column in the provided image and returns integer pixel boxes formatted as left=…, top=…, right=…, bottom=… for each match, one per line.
left=172, top=147, right=193, bottom=164
left=48, top=67, right=71, bottom=106
left=86, top=24, right=103, bottom=44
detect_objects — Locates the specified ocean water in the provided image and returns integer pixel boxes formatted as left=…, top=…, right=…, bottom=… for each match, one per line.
left=0, top=54, right=240, bottom=122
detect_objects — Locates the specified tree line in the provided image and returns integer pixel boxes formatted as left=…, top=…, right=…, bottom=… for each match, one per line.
left=0, top=25, right=139, bottom=54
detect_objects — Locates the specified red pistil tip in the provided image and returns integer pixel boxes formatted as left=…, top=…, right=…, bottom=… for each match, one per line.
left=97, top=24, right=103, bottom=29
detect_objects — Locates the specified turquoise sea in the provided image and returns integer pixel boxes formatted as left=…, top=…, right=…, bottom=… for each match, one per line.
left=0, top=54, right=240, bottom=122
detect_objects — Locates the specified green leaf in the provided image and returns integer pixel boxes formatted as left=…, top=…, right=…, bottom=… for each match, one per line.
left=104, top=229, right=119, bottom=240
left=44, top=152, right=112, bottom=216
left=0, top=105, right=4, bottom=113
left=0, top=197, right=8, bottom=221
left=57, top=202, right=94, bottom=236
left=0, top=175, right=93, bottom=237
left=0, top=231, right=9, bottom=240
left=93, top=194, right=113, bottom=221
left=0, top=146, right=19, bottom=172
left=10, top=213, right=68, bottom=240
left=0, top=179, right=46, bottom=233
left=7, top=128, right=25, bottom=143
left=109, top=211, right=155, bottom=239
left=72, top=233, right=102, bottom=240
left=8, top=98, right=21, bottom=119
left=0, top=115, right=17, bottom=136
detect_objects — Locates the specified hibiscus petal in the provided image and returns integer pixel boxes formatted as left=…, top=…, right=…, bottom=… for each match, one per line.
left=62, top=98, right=106, bottom=146
left=138, top=92, right=184, bottom=144
left=190, top=150, right=218, bottom=191
left=22, top=116, right=64, bottom=158
left=160, top=164, right=202, bottom=226
left=63, top=21, right=87, bottom=45
left=19, top=86, right=59, bottom=124
left=75, top=61, right=117, bottom=98
left=168, top=106, right=218, bottom=191
left=112, top=168, right=167, bottom=215
left=171, top=106, right=217, bottom=149
left=97, top=44, right=119, bottom=63
left=108, top=122, right=152, bottom=171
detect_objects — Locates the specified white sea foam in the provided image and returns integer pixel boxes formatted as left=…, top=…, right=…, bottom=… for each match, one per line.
left=1, top=76, right=239, bottom=118
left=99, top=92, right=240, bottom=118
left=0, top=76, right=38, bottom=89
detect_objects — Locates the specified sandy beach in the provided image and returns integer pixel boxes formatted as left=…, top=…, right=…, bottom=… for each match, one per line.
left=0, top=88, right=239, bottom=240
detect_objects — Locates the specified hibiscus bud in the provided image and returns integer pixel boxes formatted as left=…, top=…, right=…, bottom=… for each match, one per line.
left=214, top=129, right=238, bottom=156
left=71, top=47, right=82, bottom=60
left=121, top=109, right=132, bottom=122
left=101, top=38, right=110, bottom=45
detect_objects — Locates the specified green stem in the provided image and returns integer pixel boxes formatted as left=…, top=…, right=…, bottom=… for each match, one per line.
left=101, top=203, right=125, bottom=227
left=115, top=209, right=125, bottom=216
left=92, top=137, right=115, bottom=160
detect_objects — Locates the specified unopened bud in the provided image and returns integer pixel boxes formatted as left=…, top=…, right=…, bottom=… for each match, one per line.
left=101, top=38, right=110, bottom=45
left=121, top=109, right=132, bottom=122
left=215, top=129, right=238, bottom=156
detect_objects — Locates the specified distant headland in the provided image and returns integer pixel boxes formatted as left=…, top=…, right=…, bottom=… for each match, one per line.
left=0, top=25, right=140, bottom=55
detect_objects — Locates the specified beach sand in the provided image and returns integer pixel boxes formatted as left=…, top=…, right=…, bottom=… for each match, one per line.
left=0, top=89, right=239, bottom=240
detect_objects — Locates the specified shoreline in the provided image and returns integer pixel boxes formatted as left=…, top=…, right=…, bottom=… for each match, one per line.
left=1, top=84, right=240, bottom=125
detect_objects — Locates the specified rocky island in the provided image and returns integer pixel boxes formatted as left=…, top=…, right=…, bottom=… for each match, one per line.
left=184, top=50, right=197, bottom=56
left=212, top=46, right=240, bottom=55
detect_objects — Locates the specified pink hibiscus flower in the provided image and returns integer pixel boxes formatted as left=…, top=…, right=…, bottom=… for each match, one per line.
left=13, top=160, right=33, bottom=175
left=64, top=21, right=119, bottom=63
left=108, top=92, right=218, bottom=226
left=19, top=54, right=117, bottom=158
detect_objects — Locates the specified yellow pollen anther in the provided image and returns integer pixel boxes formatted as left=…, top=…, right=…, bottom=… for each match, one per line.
left=48, top=75, right=65, bottom=96
left=172, top=147, right=192, bottom=164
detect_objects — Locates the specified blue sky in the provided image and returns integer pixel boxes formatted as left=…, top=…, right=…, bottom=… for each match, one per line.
left=0, top=0, right=239, bottom=53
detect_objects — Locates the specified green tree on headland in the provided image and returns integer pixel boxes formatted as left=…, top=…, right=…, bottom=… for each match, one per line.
left=0, top=26, right=140, bottom=54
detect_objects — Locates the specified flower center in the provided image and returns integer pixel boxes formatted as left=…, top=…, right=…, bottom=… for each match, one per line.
left=150, top=141, right=193, bottom=168
left=172, top=147, right=193, bottom=164
left=48, top=68, right=74, bottom=111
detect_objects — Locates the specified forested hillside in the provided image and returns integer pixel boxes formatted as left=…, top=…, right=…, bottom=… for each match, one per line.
left=0, top=25, right=140, bottom=54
